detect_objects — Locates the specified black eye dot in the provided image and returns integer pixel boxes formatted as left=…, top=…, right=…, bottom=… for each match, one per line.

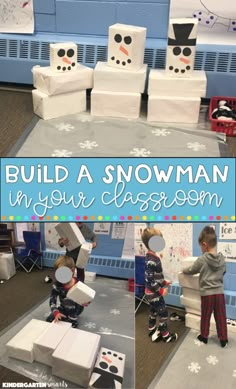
left=183, top=47, right=191, bottom=56
left=67, top=49, right=74, bottom=57
left=124, top=36, right=132, bottom=45
left=173, top=47, right=181, bottom=56
left=114, top=34, right=122, bottom=43
left=99, top=362, right=108, bottom=369
left=58, top=49, right=65, bottom=57
left=102, top=352, right=106, bottom=355
left=109, top=365, right=118, bottom=374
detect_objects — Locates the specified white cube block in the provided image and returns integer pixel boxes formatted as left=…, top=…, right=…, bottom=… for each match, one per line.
left=55, top=223, right=85, bottom=251
left=148, top=95, right=200, bottom=123
left=32, top=64, right=93, bottom=96
left=94, top=62, right=147, bottom=93
left=108, top=23, right=146, bottom=71
left=85, top=272, right=96, bottom=283
left=50, top=42, right=77, bottom=73
left=67, top=281, right=96, bottom=305
left=91, top=90, right=141, bottom=119
left=34, top=322, right=72, bottom=366
left=182, top=287, right=201, bottom=301
left=76, top=242, right=92, bottom=269
left=89, top=347, right=126, bottom=388
left=148, top=69, right=207, bottom=97
left=6, top=319, right=50, bottom=363
left=180, top=295, right=201, bottom=315
left=178, top=272, right=200, bottom=290
left=181, top=257, right=198, bottom=267
left=52, top=328, right=101, bottom=387
left=166, top=18, right=198, bottom=77
left=0, top=251, right=16, bottom=280
left=32, top=89, right=86, bottom=120
left=185, top=313, right=217, bottom=334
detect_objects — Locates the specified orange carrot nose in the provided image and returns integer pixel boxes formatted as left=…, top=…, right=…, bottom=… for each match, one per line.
left=102, top=356, right=112, bottom=363
left=119, top=45, right=129, bottom=56
left=180, top=57, right=190, bottom=64
left=62, top=57, right=71, bottom=64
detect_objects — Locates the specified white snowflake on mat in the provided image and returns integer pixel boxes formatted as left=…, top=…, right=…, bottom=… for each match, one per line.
left=206, top=355, right=219, bottom=365
left=79, top=140, right=99, bottom=149
left=80, top=117, right=92, bottom=122
left=233, top=370, right=236, bottom=378
left=51, top=149, right=72, bottom=157
left=99, top=293, right=108, bottom=297
left=194, top=339, right=204, bottom=347
left=188, top=362, right=201, bottom=373
left=129, top=148, right=151, bottom=157
left=84, top=322, right=96, bottom=329
left=110, top=309, right=120, bottom=315
left=151, top=128, right=171, bottom=136
left=187, top=142, right=206, bottom=152
left=99, top=327, right=112, bottom=333
left=94, top=120, right=105, bottom=123
left=55, top=123, right=74, bottom=132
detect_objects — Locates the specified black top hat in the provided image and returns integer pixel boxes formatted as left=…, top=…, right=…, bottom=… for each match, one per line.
left=168, top=23, right=196, bottom=46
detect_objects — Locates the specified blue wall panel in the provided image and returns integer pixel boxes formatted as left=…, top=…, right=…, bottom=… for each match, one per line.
left=35, top=14, right=56, bottom=33
left=33, top=0, right=56, bottom=14
left=117, top=3, right=169, bottom=38
left=56, top=1, right=116, bottom=35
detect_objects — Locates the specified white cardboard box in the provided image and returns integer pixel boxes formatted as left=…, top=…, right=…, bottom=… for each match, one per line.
left=94, top=62, right=147, bottom=93
left=89, top=347, right=126, bottom=388
left=0, top=251, right=16, bottom=280
left=148, top=95, right=201, bottom=123
left=55, top=223, right=85, bottom=251
left=180, top=295, right=201, bottom=315
left=182, top=287, right=201, bottom=301
left=108, top=23, right=146, bottom=72
left=67, top=281, right=96, bottom=305
left=34, top=322, right=72, bottom=366
left=32, top=64, right=93, bottom=96
left=50, top=42, right=77, bottom=73
left=32, top=89, right=86, bottom=120
left=185, top=313, right=217, bottom=334
left=85, top=272, right=96, bottom=283
left=76, top=242, right=92, bottom=269
left=6, top=319, right=50, bottom=363
left=178, top=272, right=200, bottom=290
left=52, top=328, right=101, bottom=387
left=148, top=69, right=207, bottom=97
left=91, top=90, right=141, bottom=119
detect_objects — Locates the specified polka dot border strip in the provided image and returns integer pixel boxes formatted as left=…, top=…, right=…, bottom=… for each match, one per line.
left=1, top=215, right=236, bottom=221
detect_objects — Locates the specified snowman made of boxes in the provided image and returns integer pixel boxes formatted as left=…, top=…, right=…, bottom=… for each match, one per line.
left=91, top=23, right=147, bottom=119
left=32, top=42, right=93, bottom=120
left=148, top=18, right=207, bottom=124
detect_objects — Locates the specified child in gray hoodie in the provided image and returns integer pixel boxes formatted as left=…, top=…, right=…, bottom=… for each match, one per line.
left=183, top=226, right=228, bottom=347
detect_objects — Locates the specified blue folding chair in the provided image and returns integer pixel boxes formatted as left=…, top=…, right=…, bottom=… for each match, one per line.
left=15, top=231, right=43, bottom=273
left=135, top=255, right=149, bottom=314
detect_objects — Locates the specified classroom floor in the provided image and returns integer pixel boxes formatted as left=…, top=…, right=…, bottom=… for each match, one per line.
left=0, top=85, right=236, bottom=157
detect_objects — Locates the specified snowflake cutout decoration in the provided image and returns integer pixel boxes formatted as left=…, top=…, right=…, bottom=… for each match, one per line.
left=194, top=339, right=204, bottom=347
left=55, top=123, right=74, bottom=132
left=80, top=117, right=92, bottom=122
left=233, top=370, right=236, bottom=378
left=78, top=140, right=99, bottom=150
left=84, top=322, right=96, bottom=329
left=51, top=149, right=72, bottom=157
left=188, top=362, right=201, bottom=373
left=206, top=355, right=219, bottom=365
left=99, top=327, right=112, bottom=334
left=129, top=148, right=151, bottom=157
left=110, top=309, right=120, bottom=315
left=187, top=142, right=206, bottom=152
left=99, top=293, right=108, bottom=297
left=152, top=128, right=171, bottom=136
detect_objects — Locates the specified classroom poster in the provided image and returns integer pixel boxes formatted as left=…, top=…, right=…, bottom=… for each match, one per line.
left=219, top=223, right=236, bottom=240
left=111, top=223, right=127, bottom=239
left=169, top=0, right=236, bottom=45
left=0, top=0, right=34, bottom=34
left=93, top=223, right=111, bottom=235
left=134, top=223, right=148, bottom=256
left=218, top=242, right=236, bottom=260
left=122, top=223, right=135, bottom=259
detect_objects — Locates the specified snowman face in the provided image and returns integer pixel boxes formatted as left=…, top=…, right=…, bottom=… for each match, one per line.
left=108, top=23, right=146, bottom=71
left=50, top=42, right=77, bottom=73
left=166, top=19, right=198, bottom=77
left=96, top=348, right=125, bottom=377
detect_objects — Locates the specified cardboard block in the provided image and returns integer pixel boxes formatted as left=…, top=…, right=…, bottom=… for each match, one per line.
left=76, top=242, right=93, bottom=269
left=178, top=272, right=200, bottom=290
left=67, top=281, right=96, bottom=305
left=55, top=223, right=85, bottom=251
left=50, top=42, right=77, bottom=73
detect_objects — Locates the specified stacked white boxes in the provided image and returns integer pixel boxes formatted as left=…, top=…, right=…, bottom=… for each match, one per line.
left=32, top=42, right=93, bottom=120
left=91, top=24, right=147, bottom=119
left=179, top=257, right=217, bottom=334
left=148, top=19, right=207, bottom=123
